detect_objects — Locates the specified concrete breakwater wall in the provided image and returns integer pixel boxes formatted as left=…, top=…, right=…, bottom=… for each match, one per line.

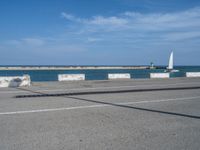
left=186, top=72, right=200, bottom=77
left=0, top=66, right=149, bottom=70
left=108, top=74, right=131, bottom=79
left=150, top=73, right=170, bottom=79
left=0, top=75, right=31, bottom=88
left=1, top=72, right=200, bottom=87
left=58, top=74, right=85, bottom=81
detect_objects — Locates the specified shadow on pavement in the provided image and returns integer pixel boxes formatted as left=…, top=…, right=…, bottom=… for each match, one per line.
left=15, top=87, right=200, bottom=120
left=68, top=96, right=200, bottom=120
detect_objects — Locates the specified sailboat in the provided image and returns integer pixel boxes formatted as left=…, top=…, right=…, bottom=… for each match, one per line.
left=164, top=51, right=179, bottom=72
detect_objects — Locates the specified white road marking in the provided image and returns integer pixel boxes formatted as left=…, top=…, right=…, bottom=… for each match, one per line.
left=0, top=96, right=199, bottom=115
left=1, top=81, right=200, bottom=94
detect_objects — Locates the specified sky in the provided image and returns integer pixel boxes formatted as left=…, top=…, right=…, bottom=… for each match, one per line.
left=0, top=0, right=200, bottom=66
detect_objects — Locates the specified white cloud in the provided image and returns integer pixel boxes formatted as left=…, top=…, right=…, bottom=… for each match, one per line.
left=61, top=12, right=82, bottom=22
left=5, top=38, right=45, bottom=47
left=3, top=7, right=200, bottom=59
left=62, top=7, right=200, bottom=34
left=45, top=45, right=86, bottom=53
left=3, top=36, right=86, bottom=54
left=164, top=31, right=200, bottom=41
left=5, top=40, right=21, bottom=46
left=120, top=7, right=200, bottom=34
left=22, top=38, right=45, bottom=46
left=61, top=12, right=75, bottom=20
left=58, top=7, right=200, bottom=57
left=61, top=12, right=128, bottom=27
left=87, top=16, right=128, bottom=26
left=87, top=37, right=102, bottom=42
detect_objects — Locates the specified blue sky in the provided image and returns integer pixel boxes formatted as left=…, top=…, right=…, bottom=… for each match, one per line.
left=0, top=0, right=200, bottom=65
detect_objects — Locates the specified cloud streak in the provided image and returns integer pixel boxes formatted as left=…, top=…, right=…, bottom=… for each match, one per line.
left=1, top=7, right=200, bottom=65
left=6, top=38, right=45, bottom=47
left=61, top=7, right=200, bottom=41
left=58, top=7, right=200, bottom=65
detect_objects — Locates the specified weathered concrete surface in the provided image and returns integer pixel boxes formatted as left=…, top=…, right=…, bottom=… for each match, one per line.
left=58, top=74, right=85, bottom=81
left=0, top=75, right=31, bottom=88
left=150, top=73, right=170, bottom=78
left=108, top=73, right=131, bottom=79
left=0, top=66, right=149, bottom=70
left=186, top=72, right=200, bottom=77
left=0, top=78, right=200, bottom=150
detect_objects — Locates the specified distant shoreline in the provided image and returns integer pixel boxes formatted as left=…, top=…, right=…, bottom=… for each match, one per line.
left=0, top=66, right=154, bottom=70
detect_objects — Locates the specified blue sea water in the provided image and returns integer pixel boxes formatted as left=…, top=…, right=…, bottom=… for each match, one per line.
left=0, top=66, right=200, bottom=82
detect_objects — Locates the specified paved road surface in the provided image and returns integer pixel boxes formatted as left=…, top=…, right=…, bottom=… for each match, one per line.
left=0, top=78, right=200, bottom=150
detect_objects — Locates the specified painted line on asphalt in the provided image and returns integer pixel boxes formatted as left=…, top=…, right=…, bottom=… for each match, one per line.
left=1, top=81, right=200, bottom=94
left=0, top=96, right=199, bottom=115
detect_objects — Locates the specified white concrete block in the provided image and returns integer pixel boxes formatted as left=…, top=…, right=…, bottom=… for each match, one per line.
left=186, top=72, right=200, bottom=77
left=150, top=73, right=169, bottom=79
left=0, top=75, right=31, bottom=88
left=108, top=73, right=131, bottom=80
left=58, top=74, right=85, bottom=81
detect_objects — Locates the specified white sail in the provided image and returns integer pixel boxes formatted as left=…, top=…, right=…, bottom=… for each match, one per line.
left=168, top=51, right=173, bottom=70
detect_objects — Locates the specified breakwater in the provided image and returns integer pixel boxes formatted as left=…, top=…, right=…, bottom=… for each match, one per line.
left=0, top=66, right=150, bottom=70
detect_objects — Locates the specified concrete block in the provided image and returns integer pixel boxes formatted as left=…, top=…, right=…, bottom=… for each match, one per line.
left=150, top=73, right=169, bottom=79
left=186, top=72, right=200, bottom=77
left=108, top=73, right=131, bottom=80
left=0, top=75, right=31, bottom=88
left=58, top=74, right=85, bottom=81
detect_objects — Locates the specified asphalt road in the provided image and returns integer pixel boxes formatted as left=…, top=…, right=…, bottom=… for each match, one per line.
left=0, top=78, right=200, bottom=150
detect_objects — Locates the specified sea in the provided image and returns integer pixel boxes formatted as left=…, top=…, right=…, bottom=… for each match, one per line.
left=0, top=66, right=200, bottom=82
